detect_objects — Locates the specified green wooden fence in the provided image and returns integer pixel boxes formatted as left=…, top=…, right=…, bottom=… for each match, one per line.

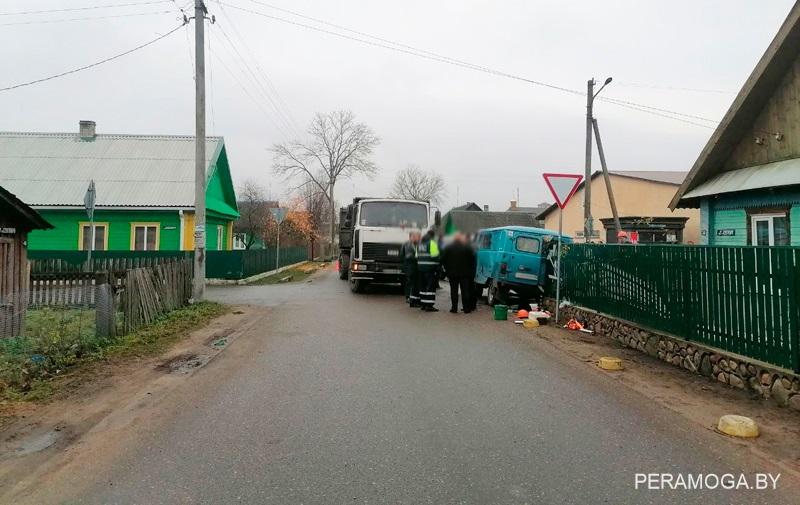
left=205, top=247, right=309, bottom=280
left=559, top=244, right=800, bottom=372
left=28, top=248, right=310, bottom=280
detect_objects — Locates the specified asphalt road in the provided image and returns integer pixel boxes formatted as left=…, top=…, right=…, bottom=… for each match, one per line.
left=76, top=269, right=795, bottom=504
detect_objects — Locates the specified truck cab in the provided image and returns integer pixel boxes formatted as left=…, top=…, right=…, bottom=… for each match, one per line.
left=339, top=198, right=438, bottom=293
left=474, top=226, right=571, bottom=305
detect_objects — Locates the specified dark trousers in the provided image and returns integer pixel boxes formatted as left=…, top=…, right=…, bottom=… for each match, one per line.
left=404, top=269, right=419, bottom=305
left=418, top=270, right=437, bottom=307
left=448, top=275, right=471, bottom=311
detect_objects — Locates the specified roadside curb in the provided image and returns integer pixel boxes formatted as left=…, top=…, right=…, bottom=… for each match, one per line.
left=206, top=261, right=309, bottom=286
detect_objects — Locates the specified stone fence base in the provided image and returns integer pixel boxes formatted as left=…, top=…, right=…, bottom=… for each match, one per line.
left=543, top=299, right=800, bottom=411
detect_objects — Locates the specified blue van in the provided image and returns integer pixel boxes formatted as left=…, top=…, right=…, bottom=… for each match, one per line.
left=474, top=226, right=572, bottom=306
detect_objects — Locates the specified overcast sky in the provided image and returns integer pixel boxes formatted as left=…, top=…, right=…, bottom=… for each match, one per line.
left=1, top=0, right=795, bottom=212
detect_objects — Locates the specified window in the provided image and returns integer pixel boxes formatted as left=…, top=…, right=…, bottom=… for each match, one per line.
left=79, top=223, right=108, bottom=251
left=515, top=236, right=541, bottom=253
left=358, top=202, right=428, bottom=228
left=479, top=232, right=492, bottom=249
left=217, top=225, right=224, bottom=250
left=233, top=232, right=248, bottom=250
left=750, top=213, right=789, bottom=246
left=131, top=223, right=159, bottom=251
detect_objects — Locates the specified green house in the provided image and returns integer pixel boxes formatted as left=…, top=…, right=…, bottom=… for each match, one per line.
left=0, top=121, right=239, bottom=252
left=671, top=4, right=800, bottom=246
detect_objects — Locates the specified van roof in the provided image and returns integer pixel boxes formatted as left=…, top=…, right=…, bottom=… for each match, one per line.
left=481, top=225, right=571, bottom=239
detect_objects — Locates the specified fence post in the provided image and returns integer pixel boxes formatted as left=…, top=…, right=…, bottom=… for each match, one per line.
left=95, top=271, right=114, bottom=338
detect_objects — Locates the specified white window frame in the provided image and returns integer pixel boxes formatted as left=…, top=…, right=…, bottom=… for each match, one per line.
left=750, top=213, right=787, bottom=246
left=233, top=232, right=247, bottom=250
left=217, top=225, right=224, bottom=250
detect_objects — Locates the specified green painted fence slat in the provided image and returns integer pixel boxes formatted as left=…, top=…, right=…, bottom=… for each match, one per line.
left=559, top=244, right=800, bottom=372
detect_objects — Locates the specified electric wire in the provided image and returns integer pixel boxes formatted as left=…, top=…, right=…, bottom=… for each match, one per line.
left=207, top=27, right=292, bottom=138
left=216, top=1, right=301, bottom=136
left=213, top=21, right=298, bottom=137
left=0, top=1, right=173, bottom=16
left=0, top=23, right=186, bottom=92
left=0, top=10, right=176, bottom=26
left=221, top=0, right=722, bottom=129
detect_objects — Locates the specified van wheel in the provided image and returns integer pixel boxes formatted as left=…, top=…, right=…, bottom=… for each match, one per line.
left=338, top=254, right=350, bottom=280
left=487, top=279, right=506, bottom=306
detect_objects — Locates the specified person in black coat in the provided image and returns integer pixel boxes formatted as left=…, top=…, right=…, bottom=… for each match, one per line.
left=401, top=231, right=421, bottom=306
left=440, top=232, right=476, bottom=313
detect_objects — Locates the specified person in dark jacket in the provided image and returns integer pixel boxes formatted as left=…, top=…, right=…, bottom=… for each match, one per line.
left=401, top=231, right=421, bottom=306
left=441, top=232, right=476, bottom=313
left=466, top=233, right=479, bottom=311
left=416, top=229, right=440, bottom=312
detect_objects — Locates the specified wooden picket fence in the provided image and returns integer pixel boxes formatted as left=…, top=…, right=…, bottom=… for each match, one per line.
left=121, top=258, right=192, bottom=333
left=28, top=272, right=98, bottom=307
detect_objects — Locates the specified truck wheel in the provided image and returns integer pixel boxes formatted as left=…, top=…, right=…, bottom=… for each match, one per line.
left=349, top=275, right=366, bottom=293
left=338, top=254, right=350, bottom=280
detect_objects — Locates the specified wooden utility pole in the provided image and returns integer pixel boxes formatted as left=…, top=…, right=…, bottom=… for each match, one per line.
left=193, top=0, right=206, bottom=301
left=592, top=118, right=621, bottom=234
left=583, top=78, right=595, bottom=243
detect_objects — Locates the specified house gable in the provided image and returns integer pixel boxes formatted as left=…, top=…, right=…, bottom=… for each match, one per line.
left=205, top=144, right=239, bottom=219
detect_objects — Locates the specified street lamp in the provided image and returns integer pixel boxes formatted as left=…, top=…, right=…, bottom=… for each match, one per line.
left=583, top=76, right=613, bottom=243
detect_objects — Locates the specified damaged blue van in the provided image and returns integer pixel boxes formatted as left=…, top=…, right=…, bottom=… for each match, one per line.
left=474, top=226, right=572, bottom=306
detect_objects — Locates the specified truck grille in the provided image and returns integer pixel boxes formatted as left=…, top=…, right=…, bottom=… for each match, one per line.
left=362, top=242, right=403, bottom=262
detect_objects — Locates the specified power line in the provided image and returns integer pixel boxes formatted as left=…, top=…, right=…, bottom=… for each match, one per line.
left=0, top=10, right=176, bottom=26
left=212, top=21, right=299, bottom=136
left=206, top=34, right=292, bottom=137
left=216, top=1, right=301, bottom=135
left=0, top=1, right=173, bottom=16
left=220, top=0, right=720, bottom=129
left=0, top=23, right=186, bottom=93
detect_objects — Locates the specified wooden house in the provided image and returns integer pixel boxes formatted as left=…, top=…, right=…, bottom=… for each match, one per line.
left=0, top=185, right=52, bottom=337
left=0, top=121, right=239, bottom=252
left=671, top=2, right=800, bottom=245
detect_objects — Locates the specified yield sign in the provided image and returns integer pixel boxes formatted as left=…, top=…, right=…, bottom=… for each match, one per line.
left=542, top=173, right=583, bottom=209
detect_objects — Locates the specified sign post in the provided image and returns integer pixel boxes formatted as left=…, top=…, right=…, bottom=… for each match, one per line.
left=270, top=207, right=288, bottom=272
left=84, top=180, right=96, bottom=269
left=543, top=173, right=583, bottom=325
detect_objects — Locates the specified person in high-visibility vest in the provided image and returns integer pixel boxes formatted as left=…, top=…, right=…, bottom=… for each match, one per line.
left=416, top=229, right=440, bottom=312
left=401, top=230, right=421, bottom=307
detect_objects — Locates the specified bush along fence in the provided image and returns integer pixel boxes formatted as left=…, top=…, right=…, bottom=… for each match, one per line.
left=206, top=247, right=309, bottom=280
left=550, top=243, right=800, bottom=408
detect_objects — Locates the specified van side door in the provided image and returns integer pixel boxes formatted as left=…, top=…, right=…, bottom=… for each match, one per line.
left=474, top=232, right=493, bottom=284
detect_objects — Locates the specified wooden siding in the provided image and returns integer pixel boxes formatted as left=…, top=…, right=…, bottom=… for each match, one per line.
left=725, top=55, right=800, bottom=171
left=711, top=209, right=748, bottom=246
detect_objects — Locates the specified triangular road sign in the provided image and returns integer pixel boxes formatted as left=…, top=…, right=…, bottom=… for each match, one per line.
left=543, top=173, right=583, bottom=209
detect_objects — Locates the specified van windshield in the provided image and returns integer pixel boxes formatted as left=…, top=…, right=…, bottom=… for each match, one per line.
left=515, top=236, right=541, bottom=254
left=360, top=202, right=428, bottom=228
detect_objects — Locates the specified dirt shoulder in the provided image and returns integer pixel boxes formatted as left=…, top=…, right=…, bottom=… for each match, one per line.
left=0, top=304, right=271, bottom=504
left=522, top=321, right=800, bottom=478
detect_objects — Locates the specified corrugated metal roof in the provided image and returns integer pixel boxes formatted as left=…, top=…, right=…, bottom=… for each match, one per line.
left=681, top=157, right=800, bottom=200
left=0, top=132, right=223, bottom=208
left=610, top=170, right=688, bottom=185
left=445, top=210, right=538, bottom=234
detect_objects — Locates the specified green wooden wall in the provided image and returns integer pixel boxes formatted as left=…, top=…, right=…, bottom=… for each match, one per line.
left=710, top=209, right=748, bottom=246
left=28, top=209, right=182, bottom=251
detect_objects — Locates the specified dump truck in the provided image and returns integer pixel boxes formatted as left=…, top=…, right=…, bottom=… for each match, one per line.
left=338, top=197, right=440, bottom=293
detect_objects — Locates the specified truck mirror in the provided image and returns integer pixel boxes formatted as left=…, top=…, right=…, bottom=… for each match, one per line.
left=434, top=210, right=442, bottom=227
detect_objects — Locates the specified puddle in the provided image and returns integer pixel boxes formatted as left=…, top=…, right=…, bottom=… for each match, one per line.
left=13, top=430, right=60, bottom=457
left=157, top=353, right=211, bottom=374
left=210, top=336, right=229, bottom=349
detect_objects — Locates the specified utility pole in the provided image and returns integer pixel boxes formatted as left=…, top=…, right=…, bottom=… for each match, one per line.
left=592, top=118, right=621, bottom=234
left=583, top=78, right=594, bottom=243
left=192, top=0, right=207, bottom=302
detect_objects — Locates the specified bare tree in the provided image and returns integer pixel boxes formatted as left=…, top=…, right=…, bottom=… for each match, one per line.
left=272, top=110, right=380, bottom=253
left=390, top=165, right=447, bottom=204
left=235, top=179, right=269, bottom=249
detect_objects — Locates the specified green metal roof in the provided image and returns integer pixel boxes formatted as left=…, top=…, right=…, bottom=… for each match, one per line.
left=681, top=157, right=800, bottom=201
left=0, top=132, right=237, bottom=218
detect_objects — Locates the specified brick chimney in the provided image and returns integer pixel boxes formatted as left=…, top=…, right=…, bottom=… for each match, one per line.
left=483, top=204, right=489, bottom=211
left=509, top=200, right=517, bottom=210
left=79, top=120, right=96, bottom=139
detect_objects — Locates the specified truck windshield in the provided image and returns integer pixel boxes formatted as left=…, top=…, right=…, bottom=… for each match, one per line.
left=359, top=202, right=428, bottom=228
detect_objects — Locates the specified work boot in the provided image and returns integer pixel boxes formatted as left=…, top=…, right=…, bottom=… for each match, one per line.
left=449, top=307, right=458, bottom=313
